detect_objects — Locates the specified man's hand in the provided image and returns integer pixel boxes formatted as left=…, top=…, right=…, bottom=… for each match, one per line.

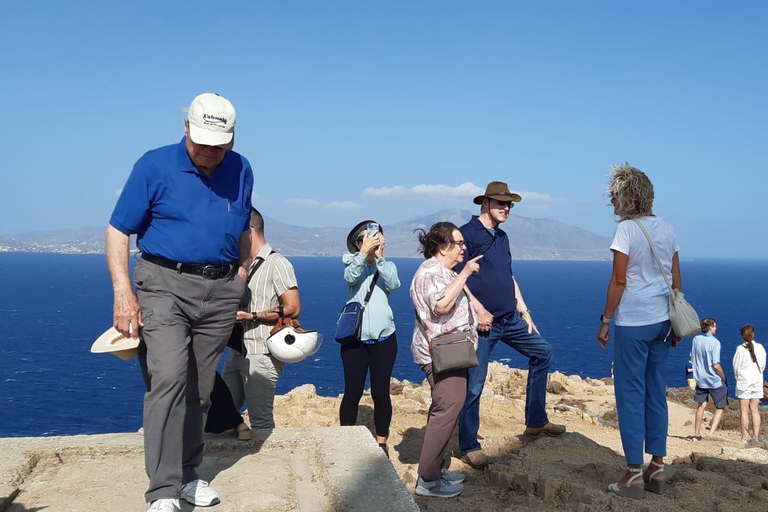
left=597, top=323, right=610, bottom=349
left=359, top=233, right=381, bottom=255
left=671, top=334, right=682, bottom=348
left=474, top=304, right=493, bottom=332
left=375, top=234, right=386, bottom=259
left=106, top=225, right=142, bottom=338
left=114, top=290, right=143, bottom=338
left=521, top=310, right=539, bottom=334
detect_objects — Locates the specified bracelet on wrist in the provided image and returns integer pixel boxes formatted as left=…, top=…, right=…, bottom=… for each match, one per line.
left=519, top=309, right=531, bottom=316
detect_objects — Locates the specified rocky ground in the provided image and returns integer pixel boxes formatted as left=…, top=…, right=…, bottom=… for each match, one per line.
left=267, top=363, right=768, bottom=512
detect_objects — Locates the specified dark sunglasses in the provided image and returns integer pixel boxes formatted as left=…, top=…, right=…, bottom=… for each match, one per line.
left=355, top=236, right=365, bottom=244
left=493, top=200, right=514, bottom=208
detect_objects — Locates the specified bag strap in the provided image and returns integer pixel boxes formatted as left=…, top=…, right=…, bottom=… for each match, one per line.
left=247, top=250, right=275, bottom=284
left=362, top=271, right=380, bottom=307
left=631, top=219, right=674, bottom=294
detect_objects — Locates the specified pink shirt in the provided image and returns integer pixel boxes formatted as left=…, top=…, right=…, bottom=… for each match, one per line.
left=410, top=257, right=478, bottom=365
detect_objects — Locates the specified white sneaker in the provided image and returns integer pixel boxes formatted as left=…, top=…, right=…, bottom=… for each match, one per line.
left=147, top=498, right=180, bottom=512
left=180, top=479, right=220, bottom=507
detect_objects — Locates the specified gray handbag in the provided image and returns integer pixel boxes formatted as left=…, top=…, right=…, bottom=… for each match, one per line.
left=632, top=219, right=701, bottom=338
left=429, top=330, right=479, bottom=373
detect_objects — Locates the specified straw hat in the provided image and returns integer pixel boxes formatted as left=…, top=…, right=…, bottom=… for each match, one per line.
left=91, top=327, right=140, bottom=361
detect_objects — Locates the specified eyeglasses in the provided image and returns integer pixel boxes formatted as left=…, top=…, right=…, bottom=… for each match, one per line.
left=355, top=236, right=365, bottom=244
left=451, top=240, right=466, bottom=248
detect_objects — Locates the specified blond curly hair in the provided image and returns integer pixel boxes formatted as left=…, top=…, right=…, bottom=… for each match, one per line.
left=607, top=163, right=654, bottom=220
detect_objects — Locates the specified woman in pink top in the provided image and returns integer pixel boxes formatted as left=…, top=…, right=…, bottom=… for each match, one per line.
left=410, top=222, right=482, bottom=499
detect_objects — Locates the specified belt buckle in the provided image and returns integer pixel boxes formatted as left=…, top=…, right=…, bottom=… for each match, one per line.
left=202, top=265, right=221, bottom=279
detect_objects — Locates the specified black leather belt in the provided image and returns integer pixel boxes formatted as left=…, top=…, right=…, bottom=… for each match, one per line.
left=142, top=253, right=236, bottom=279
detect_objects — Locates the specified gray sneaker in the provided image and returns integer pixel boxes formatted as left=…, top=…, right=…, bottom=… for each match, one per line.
left=441, top=468, right=465, bottom=484
left=415, top=476, right=463, bottom=498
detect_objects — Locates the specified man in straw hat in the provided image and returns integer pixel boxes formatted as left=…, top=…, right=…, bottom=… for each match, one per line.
left=106, top=93, right=253, bottom=512
left=456, top=181, right=565, bottom=468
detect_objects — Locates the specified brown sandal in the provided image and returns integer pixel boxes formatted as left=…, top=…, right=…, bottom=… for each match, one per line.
left=234, top=423, right=251, bottom=441
left=644, top=460, right=667, bottom=495
left=607, top=467, right=644, bottom=500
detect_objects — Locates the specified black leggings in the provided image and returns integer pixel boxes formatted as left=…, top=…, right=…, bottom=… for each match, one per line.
left=339, top=333, right=398, bottom=437
left=205, top=372, right=245, bottom=434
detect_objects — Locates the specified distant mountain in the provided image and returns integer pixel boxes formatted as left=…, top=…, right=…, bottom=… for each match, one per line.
left=0, top=210, right=612, bottom=261
left=384, top=210, right=611, bottom=260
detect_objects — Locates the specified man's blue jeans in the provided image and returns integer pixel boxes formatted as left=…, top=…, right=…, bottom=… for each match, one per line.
left=459, top=311, right=553, bottom=454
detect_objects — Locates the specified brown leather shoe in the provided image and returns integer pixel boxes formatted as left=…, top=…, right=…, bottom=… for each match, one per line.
left=524, top=422, right=566, bottom=439
left=462, top=449, right=493, bottom=468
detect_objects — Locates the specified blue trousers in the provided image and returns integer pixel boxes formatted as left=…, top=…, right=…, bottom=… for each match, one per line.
left=614, top=320, right=671, bottom=465
left=459, top=311, right=553, bottom=453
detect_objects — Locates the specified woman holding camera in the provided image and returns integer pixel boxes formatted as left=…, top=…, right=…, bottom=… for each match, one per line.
left=410, top=222, right=482, bottom=498
left=339, top=220, right=400, bottom=456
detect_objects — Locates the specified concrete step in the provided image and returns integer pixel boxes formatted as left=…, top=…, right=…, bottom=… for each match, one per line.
left=0, top=426, right=419, bottom=512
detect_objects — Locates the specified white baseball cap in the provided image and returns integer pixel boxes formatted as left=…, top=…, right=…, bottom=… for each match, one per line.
left=187, top=93, right=236, bottom=146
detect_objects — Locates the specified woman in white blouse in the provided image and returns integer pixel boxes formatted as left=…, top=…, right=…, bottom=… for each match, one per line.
left=410, top=222, right=482, bottom=499
left=596, top=164, right=681, bottom=499
left=733, top=325, right=766, bottom=442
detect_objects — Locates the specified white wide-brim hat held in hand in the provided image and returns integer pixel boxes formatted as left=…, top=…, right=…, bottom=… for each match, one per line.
left=91, top=327, right=140, bottom=361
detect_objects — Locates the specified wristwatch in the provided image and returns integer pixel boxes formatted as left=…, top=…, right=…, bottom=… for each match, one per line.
left=600, top=314, right=612, bottom=324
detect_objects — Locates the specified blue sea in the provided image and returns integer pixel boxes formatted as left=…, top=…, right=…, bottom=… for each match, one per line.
left=1, top=253, right=766, bottom=438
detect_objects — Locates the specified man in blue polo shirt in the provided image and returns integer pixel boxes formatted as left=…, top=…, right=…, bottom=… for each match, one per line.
left=691, top=318, right=728, bottom=440
left=106, top=93, right=253, bottom=512
left=457, top=181, right=565, bottom=468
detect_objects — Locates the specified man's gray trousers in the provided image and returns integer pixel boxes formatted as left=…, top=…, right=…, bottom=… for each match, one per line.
left=135, top=258, right=245, bottom=503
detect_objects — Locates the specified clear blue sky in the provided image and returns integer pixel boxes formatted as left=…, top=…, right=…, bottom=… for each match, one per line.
left=1, top=1, right=766, bottom=258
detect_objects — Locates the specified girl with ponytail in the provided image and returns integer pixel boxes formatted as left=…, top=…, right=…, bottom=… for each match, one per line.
left=733, top=325, right=766, bottom=442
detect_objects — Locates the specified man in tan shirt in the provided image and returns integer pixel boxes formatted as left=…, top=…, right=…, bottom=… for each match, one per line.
left=223, top=209, right=301, bottom=429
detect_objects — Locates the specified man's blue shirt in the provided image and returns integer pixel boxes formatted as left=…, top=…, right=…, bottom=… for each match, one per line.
left=455, top=216, right=518, bottom=318
left=690, top=333, right=723, bottom=389
left=110, top=137, right=253, bottom=264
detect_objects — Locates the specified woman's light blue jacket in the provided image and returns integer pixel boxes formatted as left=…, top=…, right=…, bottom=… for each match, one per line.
left=342, top=252, right=400, bottom=341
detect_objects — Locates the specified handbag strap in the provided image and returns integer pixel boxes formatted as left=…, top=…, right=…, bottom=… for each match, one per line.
left=631, top=219, right=674, bottom=294
left=362, top=271, right=380, bottom=307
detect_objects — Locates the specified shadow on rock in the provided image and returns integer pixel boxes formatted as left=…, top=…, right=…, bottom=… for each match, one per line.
left=394, top=426, right=426, bottom=465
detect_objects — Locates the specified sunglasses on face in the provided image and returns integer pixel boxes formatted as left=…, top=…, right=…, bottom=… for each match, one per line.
left=493, top=200, right=514, bottom=208
left=355, top=236, right=365, bottom=244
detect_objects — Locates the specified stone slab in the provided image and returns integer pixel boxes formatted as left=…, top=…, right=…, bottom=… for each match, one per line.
left=0, top=426, right=419, bottom=512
